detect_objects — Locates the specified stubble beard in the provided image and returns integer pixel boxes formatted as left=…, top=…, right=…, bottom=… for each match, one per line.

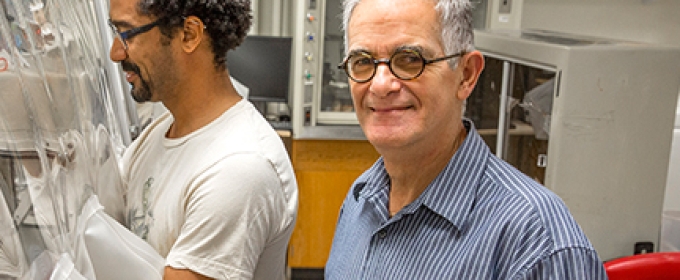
left=131, top=79, right=152, bottom=103
left=122, top=60, right=153, bottom=103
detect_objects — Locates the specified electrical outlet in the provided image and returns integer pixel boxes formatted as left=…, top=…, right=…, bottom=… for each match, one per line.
left=634, top=242, right=654, bottom=255
left=499, top=0, right=512, bottom=14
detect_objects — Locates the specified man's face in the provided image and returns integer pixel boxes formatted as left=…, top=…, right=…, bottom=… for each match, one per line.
left=347, top=0, right=465, bottom=151
left=109, top=0, right=177, bottom=103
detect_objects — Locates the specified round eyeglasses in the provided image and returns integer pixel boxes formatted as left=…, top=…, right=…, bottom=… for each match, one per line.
left=338, top=49, right=465, bottom=83
left=108, top=18, right=163, bottom=50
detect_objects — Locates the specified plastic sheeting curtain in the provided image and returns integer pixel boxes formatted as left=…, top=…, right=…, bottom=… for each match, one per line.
left=0, top=0, right=136, bottom=278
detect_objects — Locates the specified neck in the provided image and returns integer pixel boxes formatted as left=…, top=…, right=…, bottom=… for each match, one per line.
left=385, top=126, right=467, bottom=215
left=164, top=71, right=242, bottom=138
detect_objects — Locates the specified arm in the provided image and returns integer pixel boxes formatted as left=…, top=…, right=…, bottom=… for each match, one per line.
left=164, top=267, right=211, bottom=280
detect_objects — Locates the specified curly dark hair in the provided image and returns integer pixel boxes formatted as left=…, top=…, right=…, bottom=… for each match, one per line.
left=136, top=0, right=252, bottom=70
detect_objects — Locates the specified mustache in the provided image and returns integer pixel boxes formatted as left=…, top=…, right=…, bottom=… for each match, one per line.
left=121, top=61, right=141, bottom=75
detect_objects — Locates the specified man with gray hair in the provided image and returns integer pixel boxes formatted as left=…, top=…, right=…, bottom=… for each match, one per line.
left=325, top=0, right=607, bottom=278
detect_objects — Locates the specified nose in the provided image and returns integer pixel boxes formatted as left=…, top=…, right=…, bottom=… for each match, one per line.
left=109, top=39, right=127, bottom=62
left=369, top=63, right=400, bottom=98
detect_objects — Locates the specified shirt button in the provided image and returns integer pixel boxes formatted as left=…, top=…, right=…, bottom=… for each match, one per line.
left=378, top=229, right=387, bottom=239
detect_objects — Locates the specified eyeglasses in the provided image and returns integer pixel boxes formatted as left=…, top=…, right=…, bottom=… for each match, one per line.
left=338, top=49, right=465, bottom=83
left=108, top=18, right=163, bottom=50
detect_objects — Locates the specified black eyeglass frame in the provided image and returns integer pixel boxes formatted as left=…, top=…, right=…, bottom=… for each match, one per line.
left=338, top=49, right=466, bottom=83
left=108, top=18, right=164, bottom=50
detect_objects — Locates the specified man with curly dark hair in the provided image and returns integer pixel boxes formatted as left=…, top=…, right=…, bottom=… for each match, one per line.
left=108, top=0, right=298, bottom=279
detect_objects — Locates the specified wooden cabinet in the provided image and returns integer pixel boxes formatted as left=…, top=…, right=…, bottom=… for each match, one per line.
left=287, top=139, right=379, bottom=268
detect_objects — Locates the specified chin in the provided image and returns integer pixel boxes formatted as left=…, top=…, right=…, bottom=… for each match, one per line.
left=365, top=129, right=410, bottom=149
left=131, top=89, right=153, bottom=103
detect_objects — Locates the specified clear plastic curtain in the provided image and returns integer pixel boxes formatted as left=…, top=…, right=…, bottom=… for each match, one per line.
left=0, top=0, right=130, bottom=278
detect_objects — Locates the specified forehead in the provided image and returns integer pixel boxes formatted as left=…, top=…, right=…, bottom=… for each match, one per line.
left=109, top=0, right=143, bottom=23
left=347, top=0, right=440, bottom=54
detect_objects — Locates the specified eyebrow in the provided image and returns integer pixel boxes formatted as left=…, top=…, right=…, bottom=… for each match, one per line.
left=395, top=45, right=437, bottom=57
left=347, top=48, right=370, bottom=57
left=347, top=45, right=432, bottom=57
left=108, top=19, right=134, bottom=29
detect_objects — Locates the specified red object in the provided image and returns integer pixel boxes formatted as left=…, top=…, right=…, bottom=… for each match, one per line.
left=0, top=57, right=7, bottom=72
left=605, top=252, right=680, bottom=280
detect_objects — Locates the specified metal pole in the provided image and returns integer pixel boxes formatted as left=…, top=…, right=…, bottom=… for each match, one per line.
left=496, top=60, right=514, bottom=159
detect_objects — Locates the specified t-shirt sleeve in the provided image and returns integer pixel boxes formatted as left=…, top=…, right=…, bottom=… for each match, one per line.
left=165, top=152, right=287, bottom=279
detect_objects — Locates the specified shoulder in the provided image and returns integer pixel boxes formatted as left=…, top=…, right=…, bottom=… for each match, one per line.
left=468, top=158, right=605, bottom=277
left=205, top=101, right=287, bottom=156
left=477, top=156, right=599, bottom=264
left=483, top=156, right=573, bottom=227
left=192, top=152, right=289, bottom=197
left=185, top=150, right=297, bottom=216
left=186, top=101, right=291, bottom=177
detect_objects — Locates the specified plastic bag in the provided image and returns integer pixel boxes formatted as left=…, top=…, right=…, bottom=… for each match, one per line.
left=0, top=177, right=27, bottom=279
left=74, top=195, right=164, bottom=280
left=521, top=78, right=555, bottom=140
left=49, top=254, right=88, bottom=280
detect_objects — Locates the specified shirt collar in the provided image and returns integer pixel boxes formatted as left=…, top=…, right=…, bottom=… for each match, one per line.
left=353, top=158, right=390, bottom=204
left=419, top=120, right=489, bottom=230
left=354, top=120, right=490, bottom=230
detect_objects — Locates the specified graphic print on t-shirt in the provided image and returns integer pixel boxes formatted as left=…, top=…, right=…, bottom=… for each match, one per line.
left=128, top=177, right=154, bottom=240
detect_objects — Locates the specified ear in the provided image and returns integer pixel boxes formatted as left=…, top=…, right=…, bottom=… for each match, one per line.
left=180, top=16, right=205, bottom=53
left=456, top=50, right=485, bottom=100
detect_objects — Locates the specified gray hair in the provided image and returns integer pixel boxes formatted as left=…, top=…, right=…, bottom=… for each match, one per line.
left=341, top=0, right=475, bottom=69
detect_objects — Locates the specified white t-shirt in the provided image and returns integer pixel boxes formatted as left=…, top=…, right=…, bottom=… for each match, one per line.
left=121, top=99, right=298, bottom=279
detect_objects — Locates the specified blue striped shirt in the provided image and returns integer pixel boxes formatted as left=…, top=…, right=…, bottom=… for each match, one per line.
left=325, top=121, right=607, bottom=279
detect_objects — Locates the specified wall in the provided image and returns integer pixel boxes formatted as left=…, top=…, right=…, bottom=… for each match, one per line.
left=521, top=0, right=680, bottom=47
left=519, top=0, right=680, bottom=210
left=486, top=0, right=524, bottom=30
left=251, top=0, right=293, bottom=36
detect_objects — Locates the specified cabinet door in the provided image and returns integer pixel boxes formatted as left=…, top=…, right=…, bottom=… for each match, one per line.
left=466, top=56, right=556, bottom=184
left=288, top=139, right=379, bottom=268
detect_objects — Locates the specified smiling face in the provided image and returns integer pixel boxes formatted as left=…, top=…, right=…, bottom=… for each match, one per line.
left=347, top=0, right=467, bottom=152
left=108, top=0, right=180, bottom=103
